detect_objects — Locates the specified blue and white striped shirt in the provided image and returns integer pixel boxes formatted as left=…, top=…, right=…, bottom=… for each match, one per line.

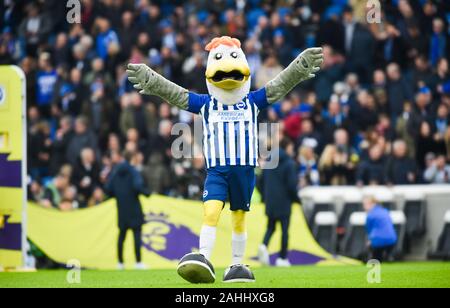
left=187, top=88, right=270, bottom=169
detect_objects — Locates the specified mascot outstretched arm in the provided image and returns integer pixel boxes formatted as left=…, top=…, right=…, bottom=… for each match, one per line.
left=127, top=36, right=323, bottom=284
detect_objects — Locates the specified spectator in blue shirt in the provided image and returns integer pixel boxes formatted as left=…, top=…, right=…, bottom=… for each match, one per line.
left=95, top=17, right=119, bottom=61
left=364, top=196, right=398, bottom=262
left=430, top=18, right=448, bottom=67
left=36, top=52, right=57, bottom=117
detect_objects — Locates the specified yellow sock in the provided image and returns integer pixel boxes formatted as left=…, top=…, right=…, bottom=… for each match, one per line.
left=231, top=210, right=246, bottom=234
left=203, top=200, right=224, bottom=227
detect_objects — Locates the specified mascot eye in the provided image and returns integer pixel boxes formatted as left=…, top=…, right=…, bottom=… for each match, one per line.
left=215, top=53, right=223, bottom=60
left=231, top=52, right=238, bottom=59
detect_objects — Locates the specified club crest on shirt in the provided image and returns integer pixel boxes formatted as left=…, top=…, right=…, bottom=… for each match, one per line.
left=236, top=101, right=246, bottom=110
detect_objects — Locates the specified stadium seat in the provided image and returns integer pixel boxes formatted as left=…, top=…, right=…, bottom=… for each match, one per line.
left=403, top=192, right=427, bottom=237
left=342, top=212, right=368, bottom=260
left=308, top=202, right=335, bottom=231
left=338, top=202, right=363, bottom=235
left=313, top=212, right=338, bottom=254
left=429, top=211, right=450, bottom=260
left=381, top=201, right=395, bottom=211
left=338, top=189, right=363, bottom=235
left=390, top=211, right=407, bottom=260
left=337, top=202, right=363, bottom=253
left=304, top=193, right=336, bottom=230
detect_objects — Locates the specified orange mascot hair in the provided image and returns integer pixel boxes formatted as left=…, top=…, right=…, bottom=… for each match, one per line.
left=205, top=36, right=241, bottom=51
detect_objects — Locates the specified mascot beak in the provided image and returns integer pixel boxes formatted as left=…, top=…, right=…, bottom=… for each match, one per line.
left=206, top=59, right=250, bottom=90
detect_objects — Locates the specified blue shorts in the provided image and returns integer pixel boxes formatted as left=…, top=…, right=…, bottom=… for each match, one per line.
left=203, top=166, right=256, bottom=212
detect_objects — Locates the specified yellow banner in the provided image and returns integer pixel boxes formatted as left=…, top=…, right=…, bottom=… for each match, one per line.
left=27, top=195, right=359, bottom=269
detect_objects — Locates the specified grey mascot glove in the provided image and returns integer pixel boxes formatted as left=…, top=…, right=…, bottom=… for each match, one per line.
left=127, top=63, right=189, bottom=109
left=296, top=47, right=324, bottom=81
left=126, top=63, right=155, bottom=96
left=266, top=47, right=324, bottom=104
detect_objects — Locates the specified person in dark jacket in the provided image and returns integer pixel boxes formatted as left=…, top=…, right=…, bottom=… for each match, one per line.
left=105, top=150, right=151, bottom=270
left=386, top=63, right=414, bottom=120
left=49, top=116, right=74, bottom=176
left=356, top=144, right=386, bottom=186
left=416, top=121, right=439, bottom=170
left=258, top=139, right=299, bottom=267
left=66, top=116, right=100, bottom=165
left=385, top=140, right=418, bottom=185
left=364, top=196, right=397, bottom=262
left=71, top=147, right=101, bottom=207
left=342, top=7, right=376, bottom=84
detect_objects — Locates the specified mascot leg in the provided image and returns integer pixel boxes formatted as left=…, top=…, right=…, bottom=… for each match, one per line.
left=177, top=200, right=223, bottom=284
left=231, top=210, right=247, bottom=265
left=223, top=210, right=256, bottom=283
left=199, top=200, right=224, bottom=259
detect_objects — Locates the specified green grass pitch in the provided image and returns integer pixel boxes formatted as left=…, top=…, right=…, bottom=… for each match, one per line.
left=1, top=262, right=449, bottom=288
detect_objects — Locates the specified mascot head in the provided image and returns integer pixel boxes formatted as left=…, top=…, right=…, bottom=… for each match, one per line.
left=205, top=36, right=251, bottom=105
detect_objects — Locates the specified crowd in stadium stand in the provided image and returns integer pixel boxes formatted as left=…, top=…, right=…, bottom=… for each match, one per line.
left=1, top=0, right=450, bottom=211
